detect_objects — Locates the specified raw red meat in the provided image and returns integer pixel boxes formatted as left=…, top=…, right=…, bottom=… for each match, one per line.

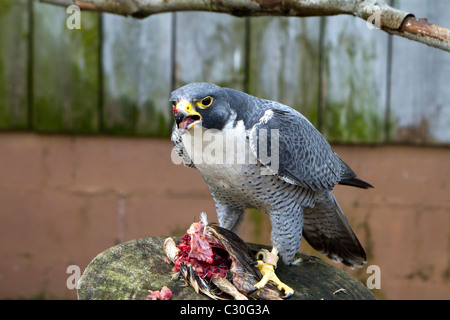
left=147, top=286, right=172, bottom=300
left=172, top=221, right=231, bottom=279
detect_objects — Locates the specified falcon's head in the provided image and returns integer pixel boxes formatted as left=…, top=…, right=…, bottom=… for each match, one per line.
left=170, top=82, right=237, bottom=134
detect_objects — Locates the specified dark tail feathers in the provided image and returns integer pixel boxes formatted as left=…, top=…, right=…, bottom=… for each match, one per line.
left=339, top=177, right=373, bottom=189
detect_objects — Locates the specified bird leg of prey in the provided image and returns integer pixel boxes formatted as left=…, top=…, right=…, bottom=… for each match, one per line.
left=249, top=247, right=294, bottom=299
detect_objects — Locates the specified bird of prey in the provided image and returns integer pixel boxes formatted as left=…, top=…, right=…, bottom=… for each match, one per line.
left=170, top=82, right=372, bottom=269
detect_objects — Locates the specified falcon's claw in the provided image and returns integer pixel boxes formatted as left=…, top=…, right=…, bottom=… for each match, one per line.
left=249, top=247, right=294, bottom=299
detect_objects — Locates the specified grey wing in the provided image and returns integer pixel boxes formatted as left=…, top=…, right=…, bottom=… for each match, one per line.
left=248, top=106, right=344, bottom=191
left=171, top=124, right=196, bottom=168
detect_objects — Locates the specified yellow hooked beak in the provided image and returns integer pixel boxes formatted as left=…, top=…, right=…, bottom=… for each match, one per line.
left=173, top=100, right=202, bottom=134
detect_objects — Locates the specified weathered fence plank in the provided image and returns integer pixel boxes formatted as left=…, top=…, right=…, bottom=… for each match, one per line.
left=390, top=0, right=450, bottom=144
left=33, top=3, right=100, bottom=133
left=174, top=12, right=247, bottom=91
left=321, top=15, right=389, bottom=143
left=0, top=1, right=449, bottom=144
left=0, top=0, right=29, bottom=129
left=102, top=13, right=173, bottom=136
left=248, top=17, right=322, bottom=125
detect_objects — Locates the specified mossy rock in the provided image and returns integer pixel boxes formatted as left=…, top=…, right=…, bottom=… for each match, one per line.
left=77, top=237, right=375, bottom=300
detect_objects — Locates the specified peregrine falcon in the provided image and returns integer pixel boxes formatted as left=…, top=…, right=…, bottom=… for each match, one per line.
left=170, top=82, right=372, bottom=267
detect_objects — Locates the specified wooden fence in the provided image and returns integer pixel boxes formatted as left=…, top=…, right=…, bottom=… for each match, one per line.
left=1, top=0, right=449, bottom=144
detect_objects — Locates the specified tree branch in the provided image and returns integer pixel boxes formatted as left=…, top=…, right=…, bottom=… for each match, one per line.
left=40, top=0, right=450, bottom=52
left=384, top=15, right=450, bottom=52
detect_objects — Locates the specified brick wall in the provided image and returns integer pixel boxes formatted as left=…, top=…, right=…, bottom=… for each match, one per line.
left=0, top=133, right=449, bottom=299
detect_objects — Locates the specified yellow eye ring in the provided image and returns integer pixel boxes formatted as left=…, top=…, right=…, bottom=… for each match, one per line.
left=198, top=96, right=213, bottom=108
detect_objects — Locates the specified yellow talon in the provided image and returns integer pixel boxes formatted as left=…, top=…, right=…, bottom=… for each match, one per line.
left=250, top=247, right=294, bottom=299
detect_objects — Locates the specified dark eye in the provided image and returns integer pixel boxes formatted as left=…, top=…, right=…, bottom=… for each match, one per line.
left=200, top=96, right=213, bottom=107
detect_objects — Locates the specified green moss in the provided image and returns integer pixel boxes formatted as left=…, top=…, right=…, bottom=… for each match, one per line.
left=324, top=101, right=384, bottom=143
left=102, top=95, right=172, bottom=137
left=248, top=17, right=321, bottom=126
left=32, top=5, right=100, bottom=134
left=0, top=0, right=29, bottom=129
left=321, top=21, right=385, bottom=143
left=0, top=0, right=14, bottom=15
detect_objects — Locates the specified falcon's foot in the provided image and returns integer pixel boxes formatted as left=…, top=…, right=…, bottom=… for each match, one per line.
left=249, top=247, right=294, bottom=299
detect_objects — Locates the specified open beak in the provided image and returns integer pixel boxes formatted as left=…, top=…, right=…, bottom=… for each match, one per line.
left=173, top=100, right=202, bottom=134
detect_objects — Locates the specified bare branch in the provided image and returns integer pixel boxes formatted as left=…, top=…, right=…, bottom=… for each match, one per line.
left=384, top=16, right=450, bottom=52
left=40, top=0, right=450, bottom=52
